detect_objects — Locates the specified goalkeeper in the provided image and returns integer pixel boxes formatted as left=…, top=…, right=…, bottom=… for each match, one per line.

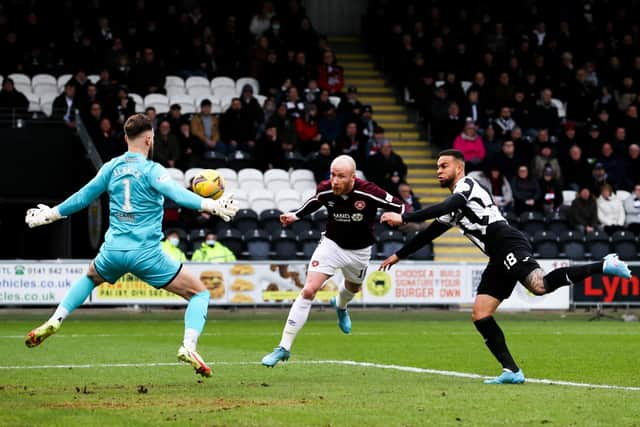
left=23, top=113, right=239, bottom=378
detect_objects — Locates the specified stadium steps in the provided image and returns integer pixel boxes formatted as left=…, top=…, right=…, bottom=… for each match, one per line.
left=332, top=37, right=483, bottom=262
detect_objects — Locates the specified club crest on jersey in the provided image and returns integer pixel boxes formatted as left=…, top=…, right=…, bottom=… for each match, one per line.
left=311, top=260, right=320, bottom=267
left=354, top=200, right=366, bottom=210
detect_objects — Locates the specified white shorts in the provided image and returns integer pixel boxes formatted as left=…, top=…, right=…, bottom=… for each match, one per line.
left=307, top=236, right=372, bottom=284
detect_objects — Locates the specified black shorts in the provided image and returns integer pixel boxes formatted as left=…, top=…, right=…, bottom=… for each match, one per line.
left=477, top=226, right=541, bottom=301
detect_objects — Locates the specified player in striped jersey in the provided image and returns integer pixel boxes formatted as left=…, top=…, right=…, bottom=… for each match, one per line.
left=380, top=149, right=631, bottom=384
left=262, top=155, right=405, bottom=367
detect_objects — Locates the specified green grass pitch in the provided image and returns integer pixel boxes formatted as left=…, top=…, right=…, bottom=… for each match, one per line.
left=0, top=309, right=639, bottom=426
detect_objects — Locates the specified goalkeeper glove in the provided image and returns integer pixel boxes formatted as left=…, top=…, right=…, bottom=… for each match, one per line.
left=201, top=193, right=239, bottom=222
left=25, top=204, right=65, bottom=228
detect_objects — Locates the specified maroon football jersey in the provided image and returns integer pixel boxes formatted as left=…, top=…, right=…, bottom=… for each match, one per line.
left=294, top=178, right=405, bottom=249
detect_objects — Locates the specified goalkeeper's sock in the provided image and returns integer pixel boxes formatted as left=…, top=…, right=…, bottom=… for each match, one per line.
left=278, top=293, right=312, bottom=351
left=336, top=285, right=355, bottom=309
left=49, top=276, right=95, bottom=323
left=473, top=316, right=519, bottom=372
left=184, top=290, right=210, bottom=350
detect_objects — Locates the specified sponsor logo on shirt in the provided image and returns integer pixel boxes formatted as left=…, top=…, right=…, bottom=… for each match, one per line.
left=333, top=212, right=352, bottom=222
left=351, top=213, right=364, bottom=222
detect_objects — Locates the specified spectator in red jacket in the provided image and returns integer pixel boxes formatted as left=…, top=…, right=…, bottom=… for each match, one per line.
left=295, top=103, right=321, bottom=155
left=317, top=49, right=344, bottom=96
left=453, top=119, right=486, bottom=171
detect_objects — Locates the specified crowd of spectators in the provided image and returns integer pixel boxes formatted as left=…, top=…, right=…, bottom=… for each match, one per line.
left=0, top=0, right=412, bottom=199
left=364, top=0, right=640, bottom=235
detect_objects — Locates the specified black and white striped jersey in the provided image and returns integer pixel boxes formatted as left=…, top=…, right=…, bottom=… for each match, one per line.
left=436, top=176, right=508, bottom=254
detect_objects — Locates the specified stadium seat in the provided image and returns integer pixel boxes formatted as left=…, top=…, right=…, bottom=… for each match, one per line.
left=532, top=230, right=559, bottom=258
left=264, top=168, right=291, bottom=192
left=166, top=86, right=187, bottom=97
left=32, top=74, right=57, bottom=87
left=211, top=76, right=235, bottom=90
left=355, top=169, right=366, bottom=180
left=166, top=167, right=186, bottom=187
left=144, top=93, right=169, bottom=105
left=519, top=211, right=545, bottom=236
left=129, top=93, right=144, bottom=106
left=236, top=77, right=260, bottom=96
left=255, top=94, right=267, bottom=107
left=290, top=217, right=312, bottom=234
left=461, top=80, right=472, bottom=94
left=8, top=73, right=30, bottom=86
left=217, top=167, right=238, bottom=186
left=378, top=230, right=405, bottom=258
left=200, top=150, right=227, bottom=169
left=213, top=86, right=237, bottom=99
left=238, top=168, right=264, bottom=189
left=283, top=151, right=307, bottom=170
left=14, top=82, right=32, bottom=94
left=244, top=229, right=270, bottom=260
left=233, top=209, right=259, bottom=234
left=39, top=92, right=57, bottom=105
left=300, top=229, right=322, bottom=258
left=290, top=169, right=316, bottom=191
left=562, top=190, right=576, bottom=206
left=57, top=73, right=72, bottom=90
left=165, top=75, right=185, bottom=88
left=329, top=96, right=341, bottom=108
left=87, top=74, right=100, bottom=84
left=550, top=98, right=566, bottom=119
left=259, top=209, right=284, bottom=234
left=585, top=230, right=611, bottom=260
left=184, top=168, right=204, bottom=187
left=559, top=230, right=585, bottom=260
left=504, top=210, right=519, bottom=227
left=271, top=229, right=298, bottom=259
left=218, top=228, right=243, bottom=257
left=276, top=189, right=301, bottom=212
left=403, top=230, right=434, bottom=260
left=188, top=86, right=213, bottom=97
left=546, top=210, right=570, bottom=234
left=312, top=210, right=328, bottom=230
left=40, top=101, right=53, bottom=116
left=32, top=83, right=58, bottom=96
left=24, top=92, right=40, bottom=112
left=186, top=76, right=210, bottom=90
left=250, top=197, right=277, bottom=213
left=189, top=228, right=211, bottom=250
left=301, top=188, right=316, bottom=202
left=233, top=189, right=250, bottom=210
left=611, top=230, right=637, bottom=260
left=146, top=102, right=169, bottom=114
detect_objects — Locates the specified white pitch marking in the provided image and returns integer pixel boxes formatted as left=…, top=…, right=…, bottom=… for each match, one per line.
left=0, top=360, right=639, bottom=391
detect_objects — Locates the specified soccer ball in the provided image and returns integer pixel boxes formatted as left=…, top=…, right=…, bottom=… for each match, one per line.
left=191, top=169, right=225, bottom=200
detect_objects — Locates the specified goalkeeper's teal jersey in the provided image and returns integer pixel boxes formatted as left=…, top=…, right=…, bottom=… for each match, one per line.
left=57, top=152, right=203, bottom=250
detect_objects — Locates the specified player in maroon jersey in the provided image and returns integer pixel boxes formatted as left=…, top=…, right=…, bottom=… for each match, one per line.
left=262, top=155, right=404, bottom=367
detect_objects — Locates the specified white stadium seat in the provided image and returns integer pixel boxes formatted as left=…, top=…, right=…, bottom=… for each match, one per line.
left=276, top=188, right=302, bottom=212
left=551, top=98, right=566, bottom=119
left=166, top=86, right=187, bottom=97
left=184, top=168, right=204, bottom=188
left=169, top=94, right=195, bottom=113
left=144, top=93, right=169, bottom=105
left=254, top=94, right=267, bottom=107
left=165, top=75, right=185, bottom=88
left=129, top=93, right=144, bottom=106
left=166, top=168, right=186, bottom=187
left=264, top=168, right=291, bottom=192
left=32, top=74, right=57, bottom=87
left=188, top=86, right=213, bottom=97
left=146, top=102, right=169, bottom=114
left=249, top=189, right=276, bottom=213
left=14, top=83, right=32, bottom=95
left=57, top=74, right=72, bottom=90
left=213, top=86, right=236, bottom=99
left=186, top=76, right=210, bottom=89
left=562, top=190, right=576, bottom=206
left=301, top=188, right=316, bottom=202
left=217, top=168, right=238, bottom=184
left=211, top=76, right=235, bottom=90
left=32, top=84, right=58, bottom=96
left=290, top=169, right=316, bottom=192
left=276, top=189, right=300, bottom=202
left=39, top=92, right=57, bottom=104
left=238, top=168, right=264, bottom=190
left=40, top=101, right=53, bottom=117
left=25, top=92, right=40, bottom=112
left=236, top=77, right=260, bottom=96
left=329, top=96, right=340, bottom=108
left=233, top=189, right=250, bottom=209
left=8, top=73, right=30, bottom=86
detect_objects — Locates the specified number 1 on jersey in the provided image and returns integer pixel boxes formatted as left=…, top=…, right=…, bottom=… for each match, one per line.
left=122, top=178, right=132, bottom=212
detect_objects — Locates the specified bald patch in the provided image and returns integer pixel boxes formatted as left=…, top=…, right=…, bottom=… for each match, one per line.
left=331, top=155, right=356, bottom=174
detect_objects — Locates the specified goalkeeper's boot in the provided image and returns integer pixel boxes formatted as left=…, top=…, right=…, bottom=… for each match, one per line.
left=261, top=346, right=290, bottom=367
left=177, top=346, right=212, bottom=378
left=484, top=369, right=525, bottom=384
left=330, top=296, right=352, bottom=334
left=603, top=254, right=632, bottom=279
left=25, top=319, right=61, bottom=348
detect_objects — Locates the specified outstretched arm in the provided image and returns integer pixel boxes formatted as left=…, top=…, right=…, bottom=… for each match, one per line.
left=381, top=193, right=466, bottom=226
left=26, top=167, right=110, bottom=228
left=379, top=220, right=451, bottom=270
